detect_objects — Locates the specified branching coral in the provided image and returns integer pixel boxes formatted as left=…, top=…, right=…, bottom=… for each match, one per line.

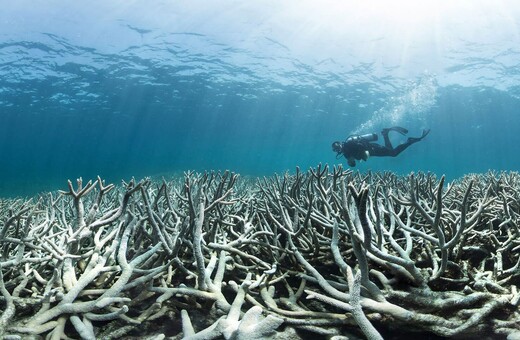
left=0, top=167, right=520, bottom=339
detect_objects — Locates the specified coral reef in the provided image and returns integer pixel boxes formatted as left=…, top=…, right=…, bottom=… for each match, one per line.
left=1, top=166, right=520, bottom=339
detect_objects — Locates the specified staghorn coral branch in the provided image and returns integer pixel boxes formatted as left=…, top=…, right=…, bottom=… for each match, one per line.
left=0, top=266, right=15, bottom=338
left=59, top=178, right=97, bottom=232
left=346, top=268, right=383, bottom=340
left=192, top=192, right=207, bottom=291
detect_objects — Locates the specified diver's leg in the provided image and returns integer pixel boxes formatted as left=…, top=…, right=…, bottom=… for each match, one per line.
left=367, top=144, right=389, bottom=157
left=388, top=129, right=430, bottom=156
left=381, top=129, right=393, bottom=149
left=381, top=126, right=410, bottom=149
left=388, top=143, right=412, bottom=156
left=382, top=126, right=409, bottom=135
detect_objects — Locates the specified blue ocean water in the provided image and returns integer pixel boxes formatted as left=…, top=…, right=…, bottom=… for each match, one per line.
left=1, top=1, right=520, bottom=197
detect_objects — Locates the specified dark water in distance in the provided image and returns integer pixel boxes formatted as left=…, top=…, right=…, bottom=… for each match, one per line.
left=1, top=1, right=520, bottom=197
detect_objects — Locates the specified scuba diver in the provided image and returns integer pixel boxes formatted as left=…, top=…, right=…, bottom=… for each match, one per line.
left=332, top=126, right=430, bottom=167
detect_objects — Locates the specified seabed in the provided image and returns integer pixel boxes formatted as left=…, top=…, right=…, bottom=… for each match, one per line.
left=0, top=165, right=519, bottom=339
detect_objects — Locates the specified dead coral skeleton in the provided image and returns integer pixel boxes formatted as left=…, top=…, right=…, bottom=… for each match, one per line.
left=0, top=167, right=520, bottom=339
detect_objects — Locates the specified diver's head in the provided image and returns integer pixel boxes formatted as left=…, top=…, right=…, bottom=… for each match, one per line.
left=332, top=141, right=342, bottom=153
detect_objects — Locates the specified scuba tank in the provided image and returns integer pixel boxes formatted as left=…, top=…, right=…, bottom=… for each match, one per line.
left=347, top=133, right=378, bottom=143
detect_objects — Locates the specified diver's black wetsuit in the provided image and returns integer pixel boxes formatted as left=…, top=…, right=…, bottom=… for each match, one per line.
left=344, top=132, right=410, bottom=157
left=334, top=127, right=430, bottom=167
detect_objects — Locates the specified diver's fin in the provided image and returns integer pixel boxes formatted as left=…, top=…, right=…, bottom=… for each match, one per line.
left=382, top=126, right=409, bottom=135
left=407, top=129, right=430, bottom=143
